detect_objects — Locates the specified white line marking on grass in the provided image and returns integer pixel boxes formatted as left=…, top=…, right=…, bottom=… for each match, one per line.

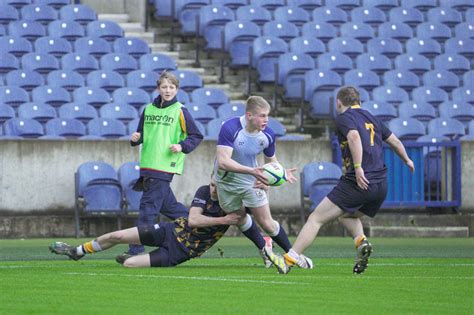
left=63, top=272, right=312, bottom=285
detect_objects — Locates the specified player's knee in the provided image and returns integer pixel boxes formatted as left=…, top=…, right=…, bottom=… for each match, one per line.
left=122, top=258, right=138, bottom=268
left=260, top=219, right=278, bottom=235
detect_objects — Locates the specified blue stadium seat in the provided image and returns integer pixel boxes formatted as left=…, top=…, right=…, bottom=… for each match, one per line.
left=34, top=0, right=73, bottom=9
left=0, top=104, right=15, bottom=123
left=355, top=53, right=391, bottom=75
left=99, top=103, right=138, bottom=123
left=372, top=85, right=409, bottom=105
left=139, top=53, right=177, bottom=72
left=400, top=0, right=437, bottom=12
left=0, top=53, right=20, bottom=75
left=398, top=101, right=436, bottom=125
left=3, top=0, right=31, bottom=9
left=249, top=0, right=285, bottom=12
left=252, top=36, right=288, bottom=83
left=0, top=4, right=19, bottom=25
left=224, top=20, right=261, bottom=67
left=331, top=0, right=360, bottom=10
left=20, top=3, right=57, bottom=24
left=465, top=7, right=474, bottom=21
left=439, top=0, right=474, bottom=10
left=267, top=117, right=286, bottom=137
left=416, top=22, right=451, bottom=42
left=113, top=87, right=150, bottom=108
left=5, top=69, right=44, bottom=91
left=262, top=20, right=299, bottom=43
left=34, top=36, right=72, bottom=58
left=0, top=36, right=32, bottom=57
left=44, top=118, right=86, bottom=137
left=301, top=21, right=337, bottom=43
left=0, top=25, right=5, bottom=35
left=126, top=70, right=160, bottom=94
left=366, top=37, right=403, bottom=58
left=406, top=37, right=442, bottom=58
left=350, top=6, right=385, bottom=26
left=383, top=69, right=420, bottom=92
left=286, top=0, right=322, bottom=12
left=177, top=0, right=210, bottom=35
left=427, top=7, right=462, bottom=27
left=48, top=20, right=84, bottom=42
left=328, top=37, right=364, bottom=59
left=427, top=117, right=465, bottom=139
left=176, top=89, right=190, bottom=104
left=73, top=87, right=111, bottom=108
left=212, top=0, right=247, bottom=10
left=455, top=22, right=474, bottom=39
left=301, top=161, right=341, bottom=202
left=190, top=87, right=229, bottom=109
left=444, top=37, right=474, bottom=59
left=340, top=22, right=375, bottom=43
left=8, top=20, right=46, bottom=41
left=411, top=86, right=449, bottom=108
left=394, top=53, right=431, bottom=76
left=438, top=101, right=473, bottom=127
left=58, top=102, right=98, bottom=123
left=344, top=69, right=380, bottom=92
left=289, top=36, right=325, bottom=60
left=316, top=52, right=352, bottom=74
left=273, top=6, right=310, bottom=27
left=17, top=102, right=57, bottom=124
left=113, top=37, right=150, bottom=59
left=21, top=52, right=59, bottom=74
left=61, top=52, right=99, bottom=75
left=217, top=102, right=245, bottom=118
left=31, top=85, right=71, bottom=107
left=118, top=161, right=142, bottom=212
left=278, top=52, right=314, bottom=99
left=422, top=70, right=460, bottom=93
left=4, top=117, right=44, bottom=138
left=235, top=5, right=271, bottom=26
left=86, top=20, right=123, bottom=42
left=205, top=117, right=226, bottom=140
left=378, top=22, right=413, bottom=43
left=100, top=53, right=138, bottom=75
left=388, top=117, right=426, bottom=140
left=74, top=37, right=112, bottom=59
left=47, top=70, right=84, bottom=92
left=362, top=0, right=398, bottom=12
left=433, top=54, right=470, bottom=75
left=86, top=70, right=125, bottom=93
left=463, top=70, right=473, bottom=86
left=59, top=4, right=97, bottom=25
left=87, top=118, right=127, bottom=138
left=312, top=6, right=348, bottom=26
left=363, top=101, right=397, bottom=122
left=194, top=120, right=206, bottom=137
left=388, top=7, right=424, bottom=27
left=0, top=86, right=29, bottom=107
left=199, top=5, right=234, bottom=50
left=171, top=70, right=203, bottom=93
left=304, top=69, right=342, bottom=117
left=127, top=117, right=139, bottom=134
left=452, top=87, right=474, bottom=106
left=469, top=121, right=474, bottom=135
left=184, top=102, right=217, bottom=124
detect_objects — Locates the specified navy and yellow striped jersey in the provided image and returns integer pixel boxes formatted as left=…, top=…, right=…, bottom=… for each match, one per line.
left=172, top=185, right=229, bottom=258
left=335, top=105, right=392, bottom=183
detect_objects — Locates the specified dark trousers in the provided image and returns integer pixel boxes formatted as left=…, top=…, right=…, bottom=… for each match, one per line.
left=128, top=178, right=188, bottom=254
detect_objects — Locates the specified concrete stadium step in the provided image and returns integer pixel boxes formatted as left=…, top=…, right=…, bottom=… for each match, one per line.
left=369, top=226, right=469, bottom=237
left=98, top=13, right=129, bottom=23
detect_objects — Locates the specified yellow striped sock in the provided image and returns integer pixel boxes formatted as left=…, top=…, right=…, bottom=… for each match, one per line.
left=83, top=241, right=95, bottom=253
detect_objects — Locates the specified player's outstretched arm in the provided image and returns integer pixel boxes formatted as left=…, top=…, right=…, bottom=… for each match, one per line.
left=216, top=146, right=268, bottom=183
left=188, top=206, right=243, bottom=228
left=385, top=134, right=415, bottom=173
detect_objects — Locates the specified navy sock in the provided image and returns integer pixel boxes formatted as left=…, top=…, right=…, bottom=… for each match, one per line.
left=242, top=220, right=266, bottom=249
left=271, top=224, right=292, bottom=252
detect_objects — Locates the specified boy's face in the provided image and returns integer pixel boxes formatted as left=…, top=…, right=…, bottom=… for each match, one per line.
left=158, top=78, right=178, bottom=102
left=247, top=107, right=269, bottom=131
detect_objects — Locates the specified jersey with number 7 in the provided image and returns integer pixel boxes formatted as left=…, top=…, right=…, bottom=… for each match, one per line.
left=335, top=105, right=392, bottom=184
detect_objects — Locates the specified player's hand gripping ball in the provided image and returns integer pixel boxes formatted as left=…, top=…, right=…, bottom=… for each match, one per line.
left=262, top=162, right=287, bottom=186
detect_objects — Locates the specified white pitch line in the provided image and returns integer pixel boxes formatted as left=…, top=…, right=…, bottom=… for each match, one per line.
left=63, top=272, right=312, bottom=285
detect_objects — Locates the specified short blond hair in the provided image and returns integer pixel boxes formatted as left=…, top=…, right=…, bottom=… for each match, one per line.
left=246, top=96, right=271, bottom=114
left=157, top=71, right=179, bottom=88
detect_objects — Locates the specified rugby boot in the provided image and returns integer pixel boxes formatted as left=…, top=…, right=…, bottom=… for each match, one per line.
left=49, top=241, right=84, bottom=261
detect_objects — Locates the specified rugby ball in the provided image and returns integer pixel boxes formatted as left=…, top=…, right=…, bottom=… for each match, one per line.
left=262, top=162, right=287, bottom=186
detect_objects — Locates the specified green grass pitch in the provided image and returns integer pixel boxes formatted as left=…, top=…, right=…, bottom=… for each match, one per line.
left=1, top=237, right=473, bottom=314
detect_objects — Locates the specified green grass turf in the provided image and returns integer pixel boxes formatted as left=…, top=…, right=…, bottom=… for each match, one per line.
left=0, top=237, right=473, bottom=315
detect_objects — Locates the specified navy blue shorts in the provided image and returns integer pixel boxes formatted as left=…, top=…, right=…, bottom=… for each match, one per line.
left=327, top=177, right=387, bottom=218
left=138, top=223, right=190, bottom=267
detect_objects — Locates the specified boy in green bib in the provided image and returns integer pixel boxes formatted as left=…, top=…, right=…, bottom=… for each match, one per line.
left=126, top=72, right=203, bottom=255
